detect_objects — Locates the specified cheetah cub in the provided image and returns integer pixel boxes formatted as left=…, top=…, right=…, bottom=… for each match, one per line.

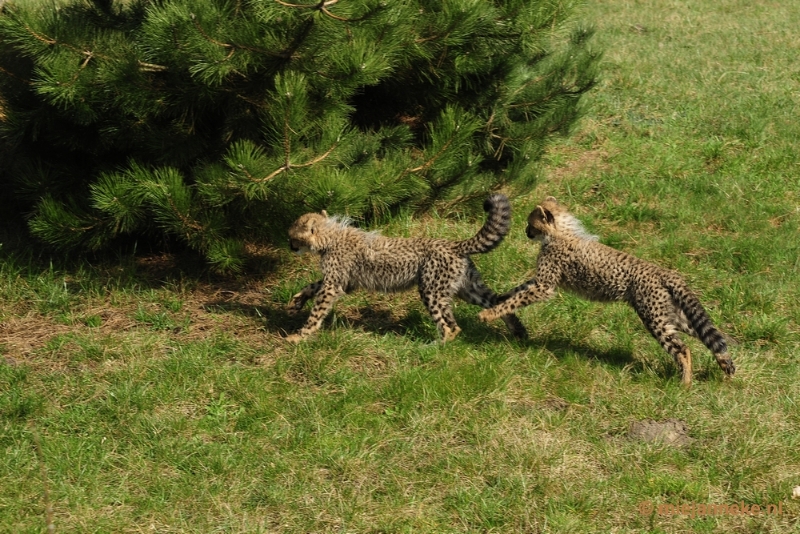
left=478, top=196, right=735, bottom=386
left=285, top=194, right=527, bottom=343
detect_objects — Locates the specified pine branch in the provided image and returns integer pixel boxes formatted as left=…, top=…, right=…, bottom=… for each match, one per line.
left=257, top=141, right=339, bottom=183
left=189, top=13, right=233, bottom=50
left=507, top=74, right=553, bottom=103
left=0, top=64, right=31, bottom=84
left=157, top=189, right=205, bottom=234
left=293, top=143, right=339, bottom=169
left=384, top=130, right=456, bottom=195
left=408, top=134, right=455, bottom=174
left=273, top=0, right=368, bottom=23
left=274, top=0, right=337, bottom=9
left=137, top=61, right=168, bottom=72
left=189, top=13, right=291, bottom=58
left=282, top=107, right=291, bottom=167
left=168, top=198, right=205, bottom=236
left=20, top=21, right=56, bottom=46
left=19, top=21, right=109, bottom=61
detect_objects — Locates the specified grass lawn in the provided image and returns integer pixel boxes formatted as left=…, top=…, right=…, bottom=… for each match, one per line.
left=2, top=0, right=800, bottom=532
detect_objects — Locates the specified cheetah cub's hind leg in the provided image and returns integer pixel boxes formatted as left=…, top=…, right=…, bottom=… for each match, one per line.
left=418, top=260, right=462, bottom=342
left=458, top=260, right=528, bottom=340
left=670, top=297, right=736, bottom=379
left=634, top=305, right=694, bottom=387
left=419, top=285, right=462, bottom=342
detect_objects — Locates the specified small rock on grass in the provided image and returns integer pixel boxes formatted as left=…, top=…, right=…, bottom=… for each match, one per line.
left=628, top=419, right=694, bottom=447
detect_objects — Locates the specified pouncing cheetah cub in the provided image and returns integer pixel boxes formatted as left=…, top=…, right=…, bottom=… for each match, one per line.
left=478, top=196, right=735, bottom=386
left=285, top=194, right=527, bottom=343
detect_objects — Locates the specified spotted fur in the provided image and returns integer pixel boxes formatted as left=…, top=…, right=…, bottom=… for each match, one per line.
left=478, top=196, right=735, bottom=386
left=285, top=194, right=527, bottom=343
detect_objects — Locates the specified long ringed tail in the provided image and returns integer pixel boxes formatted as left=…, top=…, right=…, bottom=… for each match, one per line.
left=454, top=194, right=512, bottom=255
left=668, top=280, right=728, bottom=355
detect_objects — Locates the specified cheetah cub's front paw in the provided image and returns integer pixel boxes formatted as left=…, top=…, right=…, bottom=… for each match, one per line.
left=285, top=333, right=304, bottom=344
left=441, top=324, right=462, bottom=343
left=478, top=309, right=498, bottom=323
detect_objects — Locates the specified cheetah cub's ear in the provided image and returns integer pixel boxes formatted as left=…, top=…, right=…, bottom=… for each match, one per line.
left=525, top=203, right=556, bottom=240
left=531, top=204, right=555, bottom=231
left=321, top=210, right=328, bottom=217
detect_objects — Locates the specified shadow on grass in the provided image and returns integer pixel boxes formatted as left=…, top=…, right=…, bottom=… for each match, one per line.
left=203, top=292, right=524, bottom=344
left=166, top=286, right=711, bottom=385
left=536, top=335, right=637, bottom=369
left=203, top=297, right=435, bottom=341
left=534, top=334, right=734, bottom=384
left=458, top=316, right=684, bottom=381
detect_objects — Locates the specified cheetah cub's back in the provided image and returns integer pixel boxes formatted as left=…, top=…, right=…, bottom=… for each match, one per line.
left=285, top=194, right=527, bottom=343
left=479, top=196, right=735, bottom=387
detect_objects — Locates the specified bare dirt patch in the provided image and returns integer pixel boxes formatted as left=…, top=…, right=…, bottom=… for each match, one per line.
left=0, top=244, right=427, bottom=363
left=0, top=305, right=139, bottom=361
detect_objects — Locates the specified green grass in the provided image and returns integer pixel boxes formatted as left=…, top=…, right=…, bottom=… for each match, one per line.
left=3, top=0, right=800, bottom=531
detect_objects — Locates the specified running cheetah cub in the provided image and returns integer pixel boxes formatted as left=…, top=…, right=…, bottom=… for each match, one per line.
left=478, top=196, right=735, bottom=386
left=285, top=194, right=527, bottom=343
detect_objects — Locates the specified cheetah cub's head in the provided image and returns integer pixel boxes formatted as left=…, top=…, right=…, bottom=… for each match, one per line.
left=526, top=196, right=598, bottom=242
left=288, top=210, right=329, bottom=254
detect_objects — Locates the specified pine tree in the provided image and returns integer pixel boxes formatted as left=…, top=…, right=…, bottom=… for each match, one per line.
left=0, top=0, right=598, bottom=271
